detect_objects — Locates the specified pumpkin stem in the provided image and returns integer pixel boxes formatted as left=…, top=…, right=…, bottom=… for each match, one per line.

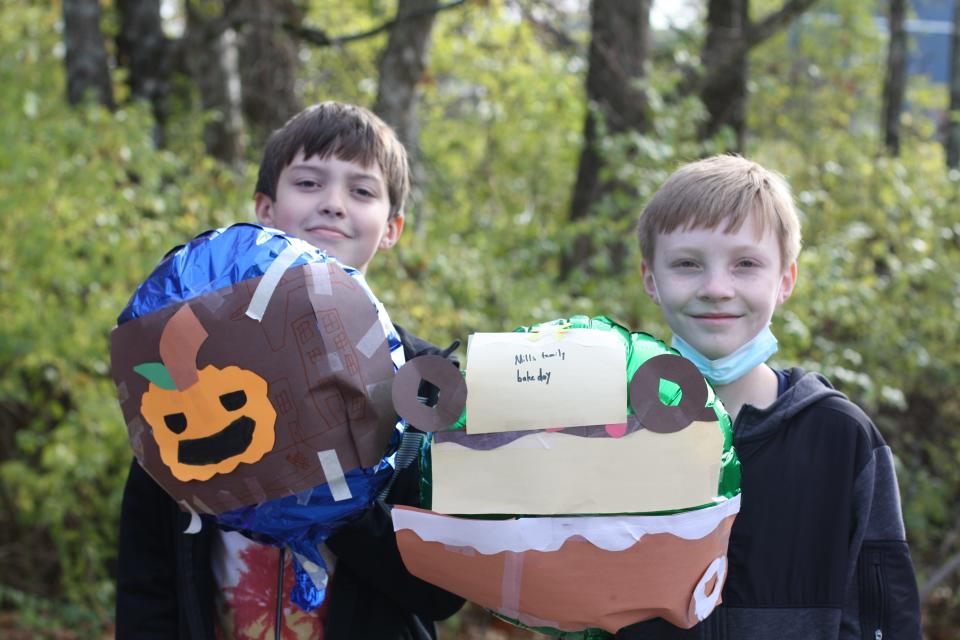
left=159, top=304, right=209, bottom=390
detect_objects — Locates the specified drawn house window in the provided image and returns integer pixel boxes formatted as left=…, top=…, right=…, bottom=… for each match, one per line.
left=343, top=352, right=359, bottom=377
left=325, top=393, right=346, bottom=424
left=321, top=312, right=342, bottom=334
left=294, top=317, right=315, bottom=345
left=348, top=395, right=365, bottom=419
left=275, top=389, right=293, bottom=415
left=334, top=333, right=350, bottom=350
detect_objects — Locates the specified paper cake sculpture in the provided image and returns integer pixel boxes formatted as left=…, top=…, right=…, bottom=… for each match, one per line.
left=111, top=223, right=404, bottom=609
left=390, top=316, right=741, bottom=636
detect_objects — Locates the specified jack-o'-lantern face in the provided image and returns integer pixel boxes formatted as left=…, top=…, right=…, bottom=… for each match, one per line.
left=140, top=365, right=277, bottom=482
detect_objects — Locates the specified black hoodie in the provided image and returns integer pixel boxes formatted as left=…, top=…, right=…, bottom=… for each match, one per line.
left=619, top=368, right=921, bottom=640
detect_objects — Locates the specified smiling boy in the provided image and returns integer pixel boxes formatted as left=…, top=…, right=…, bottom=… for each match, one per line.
left=619, top=155, right=921, bottom=639
left=116, top=102, right=463, bottom=639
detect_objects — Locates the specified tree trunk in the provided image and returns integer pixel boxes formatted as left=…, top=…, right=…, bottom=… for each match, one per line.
left=62, top=0, right=115, bottom=109
left=696, top=0, right=819, bottom=150
left=235, top=0, right=302, bottom=149
left=374, top=0, right=440, bottom=230
left=116, top=0, right=169, bottom=146
left=560, top=0, right=651, bottom=281
left=701, top=0, right=749, bottom=151
left=184, top=0, right=245, bottom=166
left=882, top=0, right=908, bottom=156
left=946, top=0, right=960, bottom=168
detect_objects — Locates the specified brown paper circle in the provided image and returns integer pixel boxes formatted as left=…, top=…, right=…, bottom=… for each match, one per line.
left=629, top=354, right=708, bottom=434
left=391, top=355, right=466, bottom=432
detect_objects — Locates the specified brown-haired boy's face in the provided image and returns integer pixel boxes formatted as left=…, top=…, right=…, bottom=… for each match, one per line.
left=641, top=216, right=797, bottom=361
left=255, top=150, right=403, bottom=273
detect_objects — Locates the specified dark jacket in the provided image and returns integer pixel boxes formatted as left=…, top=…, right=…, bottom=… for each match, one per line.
left=618, top=368, right=922, bottom=640
left=115, top=325, right=464, bottom=639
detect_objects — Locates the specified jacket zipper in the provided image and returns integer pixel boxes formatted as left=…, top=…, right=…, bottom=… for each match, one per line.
left=275, top=546, right=285, bottom=640
left=873, top=557, right=885, bottom=640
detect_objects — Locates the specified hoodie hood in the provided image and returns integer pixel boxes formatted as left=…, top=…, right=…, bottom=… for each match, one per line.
left=733, top=367, right=846, bottom=444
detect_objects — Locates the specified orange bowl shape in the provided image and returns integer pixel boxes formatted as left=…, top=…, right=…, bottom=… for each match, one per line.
left=393, top=496, right=740, bottom=634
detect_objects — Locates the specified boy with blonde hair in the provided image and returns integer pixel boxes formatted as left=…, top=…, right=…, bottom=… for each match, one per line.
left=621, top=155, right=921, bottom=639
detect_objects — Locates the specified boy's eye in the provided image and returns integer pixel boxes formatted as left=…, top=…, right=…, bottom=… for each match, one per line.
left=673, top=260, right=699, bottom=269
left=354, top=187, right=376, bottom=198
left=736, top=259, right=758, bottom=268
left=296, top=179, right=320, bottom=188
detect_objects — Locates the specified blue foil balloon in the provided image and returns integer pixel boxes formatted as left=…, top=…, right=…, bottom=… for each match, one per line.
left=116, top=223, right=405, bottom=611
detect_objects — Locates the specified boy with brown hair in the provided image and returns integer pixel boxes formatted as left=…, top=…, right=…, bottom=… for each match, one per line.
left=621, top=155, right=921, bottom=639
left=116, top=101, right=463, bottom=639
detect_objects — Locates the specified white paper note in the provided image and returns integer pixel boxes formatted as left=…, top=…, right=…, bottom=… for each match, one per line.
left=465, top=329, right=627, bottom=434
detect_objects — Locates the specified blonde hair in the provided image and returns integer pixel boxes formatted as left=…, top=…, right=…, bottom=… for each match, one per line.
left=636, top=155, right=801, bottom=270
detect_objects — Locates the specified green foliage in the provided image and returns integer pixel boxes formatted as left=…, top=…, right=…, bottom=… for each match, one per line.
left=4, top=0, right=960, bottom=636
left=0, top=3, right=251, bottom=631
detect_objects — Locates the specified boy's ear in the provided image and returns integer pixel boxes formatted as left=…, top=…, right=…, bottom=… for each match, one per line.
left=378, top=213, right=405, bottom=250
left=641, top=260, right=660, bottom=305
left=777, top=261, right=798, bottom=304
left=254, top=193, right=275, bottom=226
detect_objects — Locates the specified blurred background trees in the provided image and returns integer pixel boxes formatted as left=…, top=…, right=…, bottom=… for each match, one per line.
left=3, top=0, right=960, bottom=637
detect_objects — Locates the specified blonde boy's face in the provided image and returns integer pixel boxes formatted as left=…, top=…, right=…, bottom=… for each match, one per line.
left=641, top=215, right=797, bottom=361
left=255, top=151, right=403, bottom=274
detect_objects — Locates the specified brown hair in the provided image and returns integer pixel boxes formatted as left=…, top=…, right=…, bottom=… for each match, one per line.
left=636, top=155, right=801, bottom=270
left=254, top=101, right=410, bottom=218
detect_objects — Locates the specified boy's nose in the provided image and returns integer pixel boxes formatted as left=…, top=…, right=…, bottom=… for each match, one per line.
left=319, top=189, right=346, bottom=216
left=697, top=269, right=735, bottom=300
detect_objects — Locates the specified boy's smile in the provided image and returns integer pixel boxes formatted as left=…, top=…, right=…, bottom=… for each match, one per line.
left=255, top=152, right=403, bottom=273
left=642, top=216, right=796, bottom=361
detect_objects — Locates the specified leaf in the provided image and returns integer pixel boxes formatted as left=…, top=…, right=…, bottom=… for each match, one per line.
left=133, top=362, right=176, bottom=390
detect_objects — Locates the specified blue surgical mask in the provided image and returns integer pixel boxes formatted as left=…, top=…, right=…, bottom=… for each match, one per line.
left=671, top=327, right=778, bottom=386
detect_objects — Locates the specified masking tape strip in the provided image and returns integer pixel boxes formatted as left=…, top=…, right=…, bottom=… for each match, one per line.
left=197, top=290, right=225, bottom=313
left=356, top=319, right=386, bottom=359
left=315, top=352, right=344, bottom=376
left=309, top=262, right=332, bottom=296
left=246, top=244, right=303, bottom=321
left=244, top=477, right=267, bottom=504
left=295, top=487, right=313, bottom=506
left=293, top=551, right=329, bottom=590
left=216, top=489, right=243, bottom=512
left=317, top=449, right=352, bottom=501
left=500, top=550, right=524, bottom=620
left=127, top=416, right=147, bottom=461
left=179, top=500, right=202, bottom=534
left=192, top=495, right=215, bottom=515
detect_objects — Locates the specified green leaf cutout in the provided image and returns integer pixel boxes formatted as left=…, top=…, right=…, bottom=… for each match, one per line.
left=134, top=362, right=176, bottom=390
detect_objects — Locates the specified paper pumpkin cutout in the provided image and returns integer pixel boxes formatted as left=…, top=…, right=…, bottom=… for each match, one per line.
left=140, top=363, right=277, bottom=481
left=111, top=226, right=399, bottom=516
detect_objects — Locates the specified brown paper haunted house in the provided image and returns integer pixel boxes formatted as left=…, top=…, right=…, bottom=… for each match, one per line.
left=111, top=262, right=397, bottom=515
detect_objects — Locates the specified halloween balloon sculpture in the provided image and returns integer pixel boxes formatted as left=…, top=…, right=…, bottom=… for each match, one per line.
left=111, top=223, right=404, bottom=609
